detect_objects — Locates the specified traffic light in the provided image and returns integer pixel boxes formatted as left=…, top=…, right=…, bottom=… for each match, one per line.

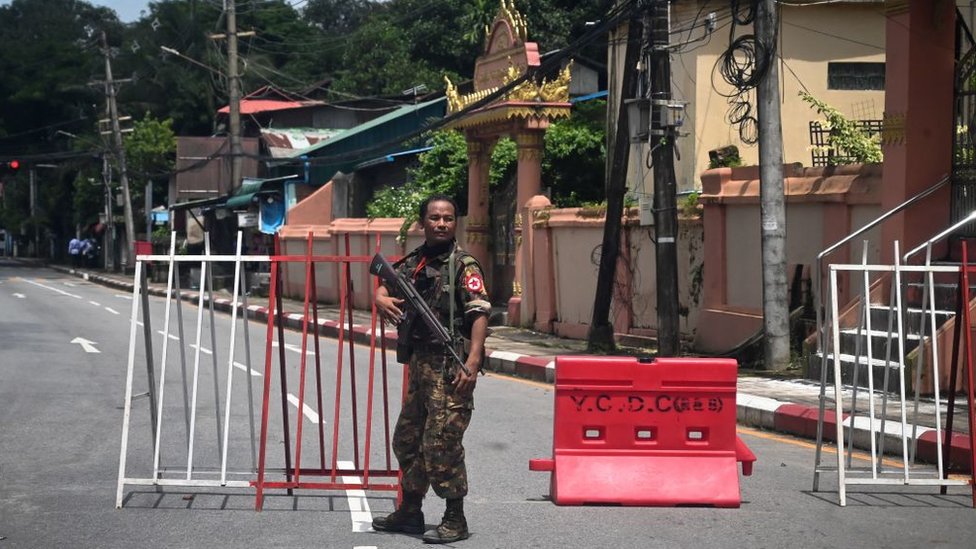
left=0, top=159, right=20, bottom=175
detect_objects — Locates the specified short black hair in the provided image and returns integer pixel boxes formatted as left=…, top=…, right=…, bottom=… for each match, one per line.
left=418, top=194, right=459, bottom=221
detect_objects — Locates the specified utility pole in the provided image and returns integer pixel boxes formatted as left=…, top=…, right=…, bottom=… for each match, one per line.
left=587, top=1, right=642, bottom=352
left=755, top=0, right=790, bottom=369
left=102, top=30, right=136, bottom=269
left=29, top=166, right=37, bottom=257
left=103, top=154, right=115, bottom=271
left=647, top=0, right=680, bottom=357
left=226, top=0, right=243, bottom=193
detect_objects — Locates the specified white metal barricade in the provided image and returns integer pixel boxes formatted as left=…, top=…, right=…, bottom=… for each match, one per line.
left=814, top=240, right=976, bottom=506
left=115, top=232, right=270, bottom=507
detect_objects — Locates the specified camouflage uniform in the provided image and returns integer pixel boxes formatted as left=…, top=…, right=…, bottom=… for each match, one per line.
left=383, top=240, right=491, bottom=500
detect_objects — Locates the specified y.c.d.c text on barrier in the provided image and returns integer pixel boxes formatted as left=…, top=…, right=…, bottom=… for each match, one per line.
left=569, top=394, right=725, bottom=414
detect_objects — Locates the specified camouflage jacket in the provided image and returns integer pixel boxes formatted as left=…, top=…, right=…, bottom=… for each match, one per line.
left=383, top=240, right=491, bottom=343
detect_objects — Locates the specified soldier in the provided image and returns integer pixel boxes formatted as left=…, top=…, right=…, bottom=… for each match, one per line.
left=372, top=194, right=490, bottom=543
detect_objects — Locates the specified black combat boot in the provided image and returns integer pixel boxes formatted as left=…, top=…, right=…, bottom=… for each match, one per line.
left=422, top=498, right=469, bottom=544
left=372, top=493, right=425, bottom=534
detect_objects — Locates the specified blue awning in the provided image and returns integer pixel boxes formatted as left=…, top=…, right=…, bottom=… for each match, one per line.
left=353, top=146, right=434, bottom=171
left=571, top=90, right=608, bottom=103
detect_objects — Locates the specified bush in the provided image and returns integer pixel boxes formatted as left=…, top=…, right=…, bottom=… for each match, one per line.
left=799, top=91, right=882, bottom=165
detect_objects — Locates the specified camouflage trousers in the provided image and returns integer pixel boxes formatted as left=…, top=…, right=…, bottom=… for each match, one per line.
left=393, top=349, right=474, bottom=500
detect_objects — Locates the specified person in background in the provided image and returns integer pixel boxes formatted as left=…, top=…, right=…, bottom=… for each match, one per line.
left=80, top=236, right=97, bottom=268
left=68, top=236, right=81, bottom=268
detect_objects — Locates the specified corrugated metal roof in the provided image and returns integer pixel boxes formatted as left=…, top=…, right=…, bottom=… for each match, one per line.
left=217, top=99, right=325, bottom=115
left=290, top=97, right=446, bottom=183
left=260, top=128, right=344, bottom=158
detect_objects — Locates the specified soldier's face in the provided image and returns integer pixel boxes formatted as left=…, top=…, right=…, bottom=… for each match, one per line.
left=422, top=200, right=457, bottom=246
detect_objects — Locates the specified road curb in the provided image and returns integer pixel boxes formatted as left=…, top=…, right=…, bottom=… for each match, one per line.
left=483, top=349, right=973, bottom=472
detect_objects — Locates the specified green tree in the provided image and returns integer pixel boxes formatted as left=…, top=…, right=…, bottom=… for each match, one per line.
left=367, top=100, right=605, bottom=222
left=543, top=100, right=606, bottom=207
left=332, top=10, right=451, bottom=96
left=124, top=113, right=177, bottom=207
left=331, top=0, right=610, bottom=95
left=116, top=0, right=224, bottom=135
left=0, top=0, right=122, bottom=250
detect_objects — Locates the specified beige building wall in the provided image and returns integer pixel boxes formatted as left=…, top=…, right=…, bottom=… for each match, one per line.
left=622, top=1, right=885, bottom=198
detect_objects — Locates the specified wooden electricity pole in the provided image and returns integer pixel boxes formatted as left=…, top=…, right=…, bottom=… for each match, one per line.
left=588, top=2, right=642, bottom=352
left=227, top=0, right=243, bottom=192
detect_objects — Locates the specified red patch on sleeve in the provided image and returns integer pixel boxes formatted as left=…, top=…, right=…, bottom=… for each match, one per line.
left=465, top=273, right=484, bottom=293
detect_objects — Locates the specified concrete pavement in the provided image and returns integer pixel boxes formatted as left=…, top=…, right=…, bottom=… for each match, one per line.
left=37, top=260, right=975, bottom=470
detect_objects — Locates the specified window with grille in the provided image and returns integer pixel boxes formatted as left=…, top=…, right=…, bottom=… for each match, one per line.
left=827, top=62, right=885, bottom=91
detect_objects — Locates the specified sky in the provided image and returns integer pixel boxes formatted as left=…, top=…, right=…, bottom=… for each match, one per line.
left=86, top=0, right=152, bottom=22
left=0, top=1, right=152, bottom=22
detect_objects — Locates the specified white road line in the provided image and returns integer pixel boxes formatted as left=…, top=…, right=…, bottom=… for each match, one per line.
left=337, top=460, right=374, bottom=532
left=104, top=307, right=120, bottom=315
left=89, top=300, right=101, bottom=307
left=115, top=294, right=132, bottom=300
left=287, top=394, right=324, bottom=424
left=189, top=344, right=213, bottom=355
left=63, top=282, right=76, bottom=287
left=271, top=341, right=317, bottom=356
left=22, top=279, right=82, bottom=299
left=154, top=331, right=261, bottom=377
left=353, top=546, right=377, bottom=549
left=12, top=293, right=25, bottom=299
left=232, top=362, right=262, bottom=377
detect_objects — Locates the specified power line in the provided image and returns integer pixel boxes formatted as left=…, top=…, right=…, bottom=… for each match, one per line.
left=176, top=0, right=640, bottom=172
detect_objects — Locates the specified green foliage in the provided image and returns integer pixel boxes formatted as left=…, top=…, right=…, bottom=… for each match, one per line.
left=680, top=191, right=700, bottom=218
left=366, top=179, right=428, bottom=242
left=367, top=100, right=607, bottom=219
left=404, top=130, right=470, bottom=199
left=332, top=0, right=610, bottom=95
left=489, top=138, right=517, bottom=188
left=124, top=114, right=177, bottom=180
left=71, top=171, right=105, bottom=229
left=799, top=91, right=882, bottom=165
left=544, top=100, right=606, bottom=207
left=707, top=148, right=742, bottom=169
left=122, top=113, right=177, bottom=211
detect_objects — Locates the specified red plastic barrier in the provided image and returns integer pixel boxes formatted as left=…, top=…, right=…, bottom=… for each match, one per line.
left=529, top=356, right=756, bottom=507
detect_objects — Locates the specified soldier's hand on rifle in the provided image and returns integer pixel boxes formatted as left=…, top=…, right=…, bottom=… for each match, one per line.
left=375, top=287, right=405, bottom=325
left=453, top=356, right=480, bottom=394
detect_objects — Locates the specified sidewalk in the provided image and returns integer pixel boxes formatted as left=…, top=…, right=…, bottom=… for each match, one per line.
left=43, top=261, right=973, bottom=468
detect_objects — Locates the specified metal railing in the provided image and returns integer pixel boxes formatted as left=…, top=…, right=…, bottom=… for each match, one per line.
left=814, top=174, right=950, bottom=360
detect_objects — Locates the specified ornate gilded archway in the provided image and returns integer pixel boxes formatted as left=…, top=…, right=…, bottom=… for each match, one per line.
left=444, top=0, right=572, bottom=324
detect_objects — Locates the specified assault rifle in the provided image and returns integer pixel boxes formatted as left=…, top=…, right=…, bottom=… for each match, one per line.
left=369, top=253, right=470, bottom=375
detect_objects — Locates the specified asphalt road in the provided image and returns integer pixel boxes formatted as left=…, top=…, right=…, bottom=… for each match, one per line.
left=2, top=258, right=976, bottom=549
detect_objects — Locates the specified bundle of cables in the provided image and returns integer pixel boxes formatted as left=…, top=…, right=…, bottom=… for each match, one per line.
left=713, top=0, right=775, bottom=145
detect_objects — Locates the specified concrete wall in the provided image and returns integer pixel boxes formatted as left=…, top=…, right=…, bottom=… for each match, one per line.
left=696, top=163, right=883, bottom=353
left=623, top=1, right=886, bottom=196
left=278, top=204, right=705, bottom=345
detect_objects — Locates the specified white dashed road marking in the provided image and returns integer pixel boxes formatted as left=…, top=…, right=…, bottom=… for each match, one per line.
left=23, top=279, right=82, bottom=299
left=338, top=460, right=374, bottom=533
left=287, top=394, right=324, bottom=424
left=104, top=307, right=120, bottom=315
